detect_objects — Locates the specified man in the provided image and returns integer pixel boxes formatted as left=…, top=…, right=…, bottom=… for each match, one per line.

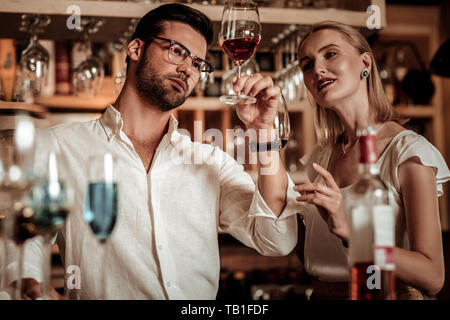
left=17, top=3, right=298, bottom=299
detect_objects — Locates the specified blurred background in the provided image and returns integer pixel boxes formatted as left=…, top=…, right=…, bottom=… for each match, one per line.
left=1, top=0, right=450, bottom=299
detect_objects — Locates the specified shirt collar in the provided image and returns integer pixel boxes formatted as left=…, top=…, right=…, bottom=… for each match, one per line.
left=99, top=105, right=123, bottom=141
left=99, top=104, right=179, bottom=142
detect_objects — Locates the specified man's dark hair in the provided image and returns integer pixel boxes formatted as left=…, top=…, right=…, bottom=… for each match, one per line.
left=125, top=3, right=214, bottom=67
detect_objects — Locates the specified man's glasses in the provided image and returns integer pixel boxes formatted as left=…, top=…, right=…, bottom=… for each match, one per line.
left=147, top=36, right=214, bottom=80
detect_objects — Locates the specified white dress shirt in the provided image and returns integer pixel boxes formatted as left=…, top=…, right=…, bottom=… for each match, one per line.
left=16, top=105, right=298, bottom=299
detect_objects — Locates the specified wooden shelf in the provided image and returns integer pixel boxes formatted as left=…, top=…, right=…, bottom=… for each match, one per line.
left=29, top=95, right=313, bottom=113
left=394, top=105, right=436, bottom=119
left=0, top=0, right=385, bottom=47
left=34, top=94, right=114, bottom=111
left=213, top=70, right=275, bottom=78
left=34, top=76, right=116, bottom=111
left=0, top=0, right=385, bottom=27
left=0, top=100, right=48, bottom=118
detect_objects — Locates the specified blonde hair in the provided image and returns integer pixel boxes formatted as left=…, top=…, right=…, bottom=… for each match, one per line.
left=298, top=21, right=394, bottom=147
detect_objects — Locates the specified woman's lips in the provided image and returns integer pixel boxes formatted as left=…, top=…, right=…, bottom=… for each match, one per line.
left=317, top=78, right=336, bottom=92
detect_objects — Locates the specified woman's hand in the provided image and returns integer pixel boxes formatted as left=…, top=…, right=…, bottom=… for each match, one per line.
left=294, top=162, right=350, bottom=242
left=233, top=73, right=280, bottom=130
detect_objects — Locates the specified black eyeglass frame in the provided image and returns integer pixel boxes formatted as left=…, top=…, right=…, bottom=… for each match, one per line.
left=146, top=36, right=214, bottom=77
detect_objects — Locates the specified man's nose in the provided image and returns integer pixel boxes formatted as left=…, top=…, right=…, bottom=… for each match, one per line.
left=176, top=58, right=195, bottom=77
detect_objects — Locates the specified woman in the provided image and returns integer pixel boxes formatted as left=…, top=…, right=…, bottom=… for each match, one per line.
left=293, top=21, right=450, bottom=300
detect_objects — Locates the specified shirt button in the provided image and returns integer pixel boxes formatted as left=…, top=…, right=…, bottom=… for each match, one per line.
left=158, top=245, right=163, bottom=250
left=166, top=281, right=171, bottom=287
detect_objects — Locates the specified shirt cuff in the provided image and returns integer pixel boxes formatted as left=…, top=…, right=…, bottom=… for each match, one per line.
left=248, top=172, right=299, bottom=221
left=5, top=261, right=43, bottom=286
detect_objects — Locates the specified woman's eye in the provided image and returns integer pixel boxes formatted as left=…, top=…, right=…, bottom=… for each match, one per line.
left=302, top=62, right=313, bottom=71
left=325, top=51, right=336, bottom=59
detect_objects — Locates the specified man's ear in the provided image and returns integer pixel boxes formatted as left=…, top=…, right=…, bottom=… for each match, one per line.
left=361, top=52, right=372, bottom=71
left=127, top=38, right=146, bottom=64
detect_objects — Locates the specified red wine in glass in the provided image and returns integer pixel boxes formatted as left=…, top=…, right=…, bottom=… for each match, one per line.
left=219, top=0, right=261, bottom=105
left=221, top=37, right=260, bottom=66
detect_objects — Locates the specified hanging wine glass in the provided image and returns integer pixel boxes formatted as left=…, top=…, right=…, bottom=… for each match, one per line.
left=72, top=18, right=105, bottom=98
left=11, top=67, right=33, bottom=103
left=219, top=0, right=261, bottom=104
left=19, top=14, right=51, bottom=97
left=110, top=18, right=138, bottom=98
left=83, top=153, right=118, bottom=299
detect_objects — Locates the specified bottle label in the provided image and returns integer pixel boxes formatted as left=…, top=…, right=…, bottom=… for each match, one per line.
left=374, top=247, right=395, bottom=270
left=360, top=135, right=377, bottom=164
left=373, top=205, right=395, bottom=246
left=350, top=206, right=374, bottom=263
left=373, top=205, right=395, bottom=270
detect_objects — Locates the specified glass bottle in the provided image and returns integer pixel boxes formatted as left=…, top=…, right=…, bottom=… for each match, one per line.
left=346, top=126, right=396, bottom=300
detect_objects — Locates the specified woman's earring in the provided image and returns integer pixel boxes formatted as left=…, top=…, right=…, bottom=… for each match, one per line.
left=360, top=69, right=369, bottom=79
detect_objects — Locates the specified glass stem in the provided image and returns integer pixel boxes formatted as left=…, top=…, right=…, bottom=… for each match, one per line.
left=42, top=235, right=52, bottom=299
left=101, top=240, right=107, bottom=300
left=13, top=245, right=24, bottom=300
left=237, top=64, right=241, bottom=79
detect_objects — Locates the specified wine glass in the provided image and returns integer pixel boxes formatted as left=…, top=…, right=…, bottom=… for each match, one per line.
left=19, top=14, right=51, bottom=97
left=72, top=18, right=105, bottom=98
left=219, top=0, right=261, bottom=104
left=83, top=153, right=118, bottom=299
left=12, top=65, right=33, bottom=103
left=20, top=34, right=49, bottom=97
left=275, top=93, right=291, bottom=149
left=28, top=138, right=73, bottom=299
left=72, top=43, right=104, bottom=98
left=0, top=113, right=36, bottom=300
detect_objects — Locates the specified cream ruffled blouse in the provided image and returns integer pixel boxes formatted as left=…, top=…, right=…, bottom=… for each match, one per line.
left=297, top=130, right=450, bottom=282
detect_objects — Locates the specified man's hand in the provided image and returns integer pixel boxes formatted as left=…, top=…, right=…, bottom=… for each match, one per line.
left=16, top=278, right=67, bottom=300
left=233, top=73, right=280, bottom=130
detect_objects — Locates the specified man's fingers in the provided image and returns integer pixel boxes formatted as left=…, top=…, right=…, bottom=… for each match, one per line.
left=260, top=85, right=280, bottom=101
left=246, top=75, right=272, bottom=97
left=237, top=73, right=263, bottom=96
left=232, top=74, right=251, bottom=93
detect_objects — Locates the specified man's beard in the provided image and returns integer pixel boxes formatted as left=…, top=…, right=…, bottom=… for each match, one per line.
left=135, top=54, right=189, bottom=111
